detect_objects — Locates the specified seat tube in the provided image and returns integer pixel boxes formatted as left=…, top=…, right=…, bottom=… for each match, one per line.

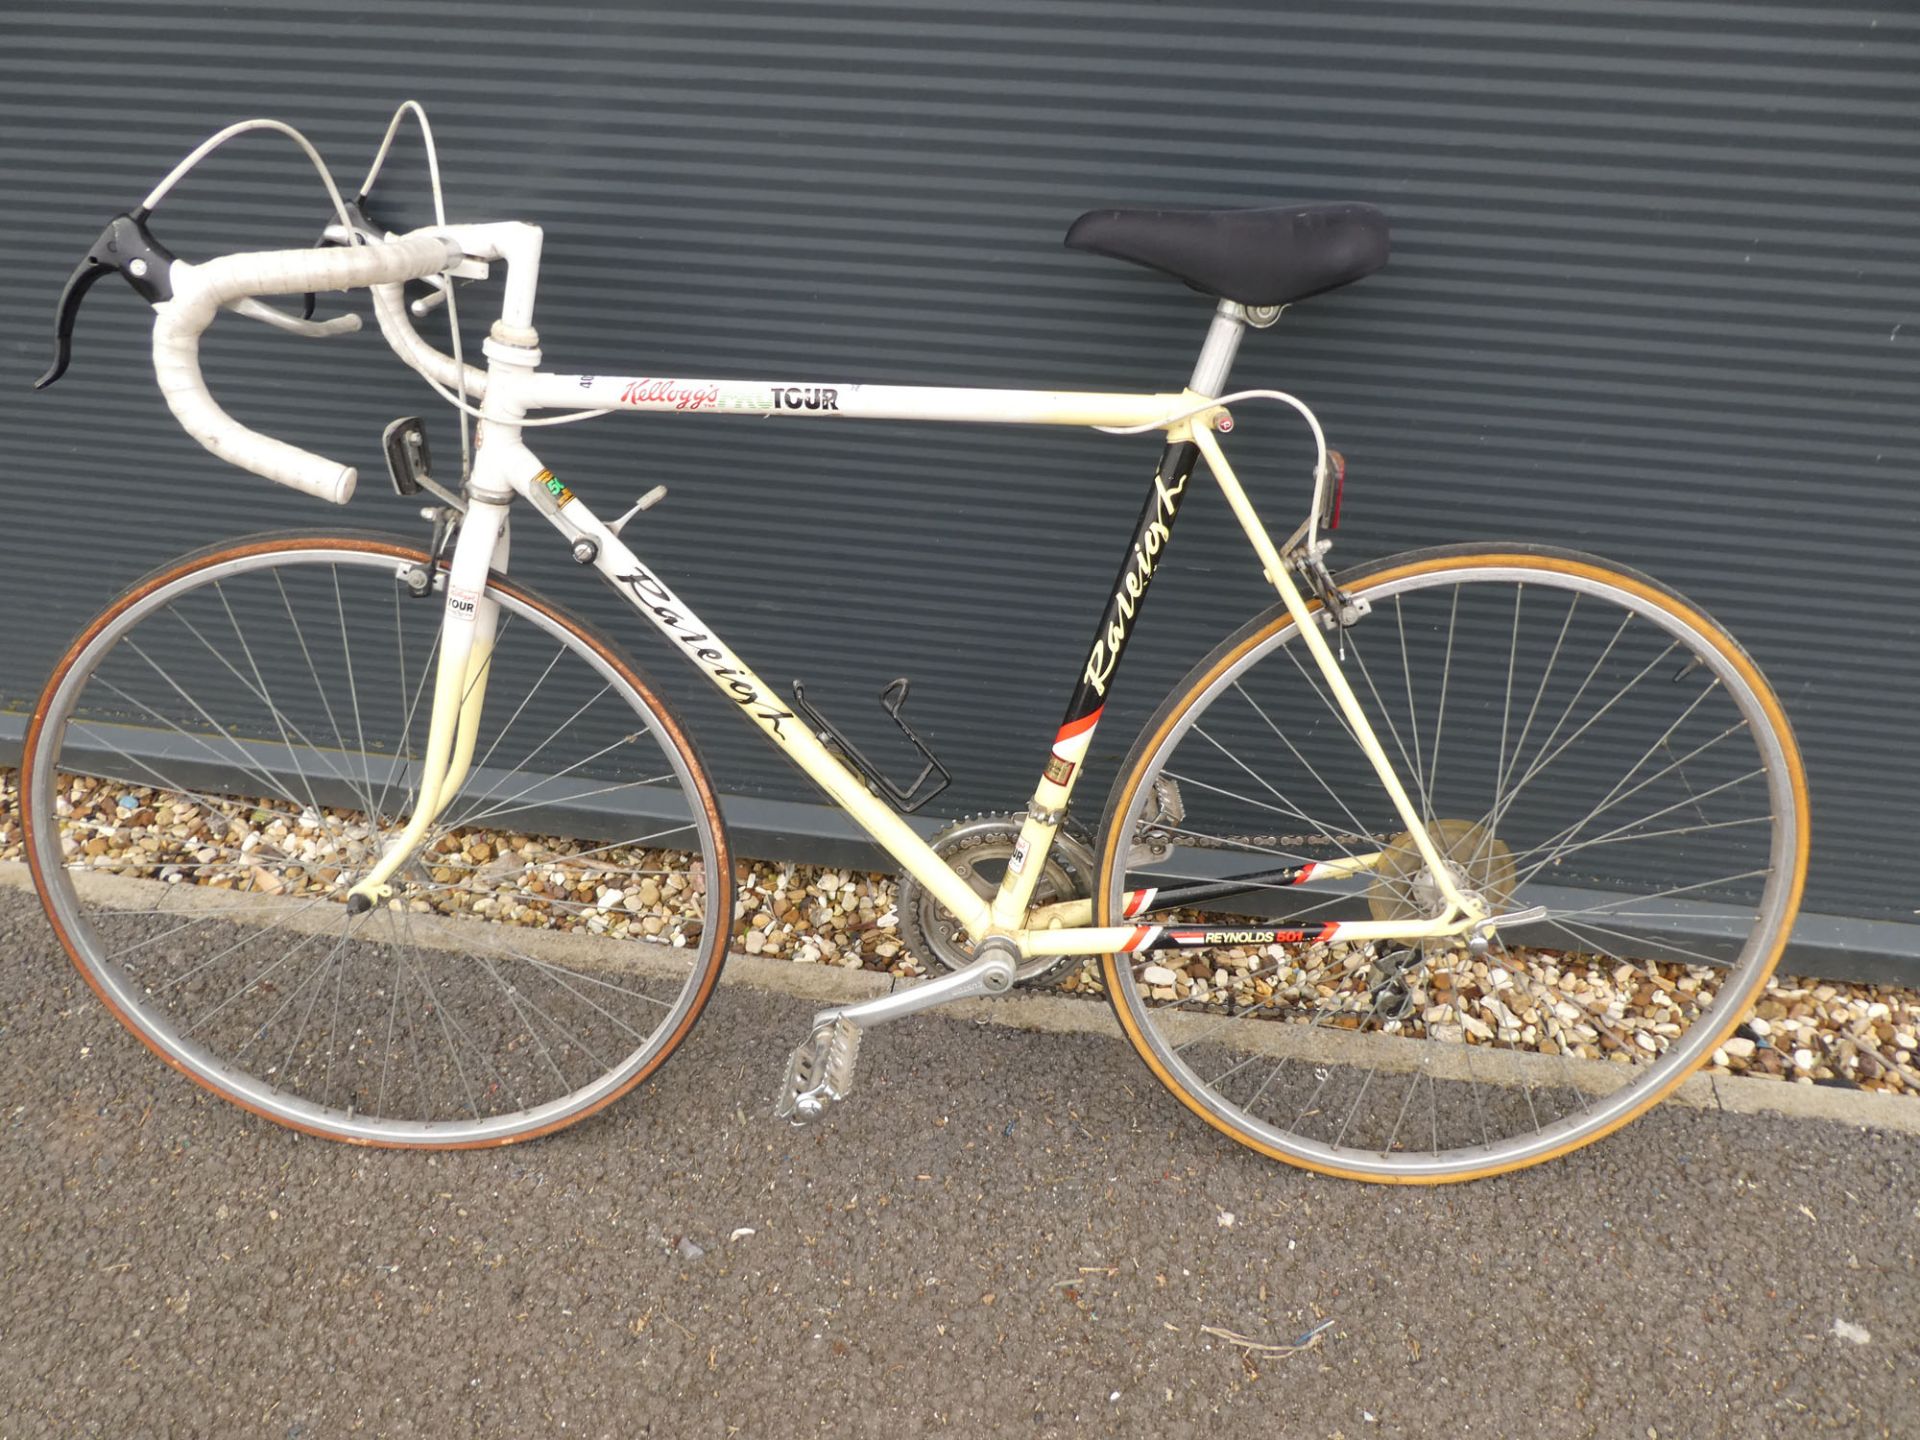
left=987, top=306, right=1251, bottom=928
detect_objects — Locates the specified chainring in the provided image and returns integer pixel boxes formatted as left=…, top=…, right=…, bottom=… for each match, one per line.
left=897, top=813, right=1095, bottom=986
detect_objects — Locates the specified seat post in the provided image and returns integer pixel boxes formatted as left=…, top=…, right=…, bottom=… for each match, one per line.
left=1188, top=300, right=1249, bottom=397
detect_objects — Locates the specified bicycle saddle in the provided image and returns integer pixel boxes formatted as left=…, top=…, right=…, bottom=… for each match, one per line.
left=1064, top=202, right=1389, bottom=308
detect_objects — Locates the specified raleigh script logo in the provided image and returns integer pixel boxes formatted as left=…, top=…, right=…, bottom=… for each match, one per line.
left=1081, top=464, right=1188, bottom=697
left=615, top=567, right=795, bottom=736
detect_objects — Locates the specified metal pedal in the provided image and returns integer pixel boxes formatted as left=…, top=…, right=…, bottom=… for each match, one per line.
left=774, top=1016, right=863, bottom=1125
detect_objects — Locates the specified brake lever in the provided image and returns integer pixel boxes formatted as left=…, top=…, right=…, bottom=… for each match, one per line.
left=225, top=295, right=363, bottom=337
left=307, top=195, right=486, bottom=321
left=35, top=211, right=176, bottom=390
left=304, top=195, right=382, bottom=320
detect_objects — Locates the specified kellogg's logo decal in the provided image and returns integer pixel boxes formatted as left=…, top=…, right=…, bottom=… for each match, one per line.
left=618, top=378, right=721, bottom=411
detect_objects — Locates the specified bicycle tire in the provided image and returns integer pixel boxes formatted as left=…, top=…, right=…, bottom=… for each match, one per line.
left=22, top=531, right=734, bottom=1147
left=1096, top=544, right=1808, bottom=1183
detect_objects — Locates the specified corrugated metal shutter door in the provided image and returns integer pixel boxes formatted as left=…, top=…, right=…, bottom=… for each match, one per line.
left=1, top=3, right=1914, bottom=967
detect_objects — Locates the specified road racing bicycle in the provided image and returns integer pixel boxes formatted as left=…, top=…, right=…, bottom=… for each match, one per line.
left=21, top=106, right=1807, bottom=1182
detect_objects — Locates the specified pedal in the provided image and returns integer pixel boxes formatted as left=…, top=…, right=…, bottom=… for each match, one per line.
left=774, top=1016, right=863, bottom=1125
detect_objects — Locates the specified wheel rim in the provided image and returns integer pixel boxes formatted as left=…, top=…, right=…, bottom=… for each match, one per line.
left=25, top=540, right=728, bottom=1145
left=1104, top=555, right=1804, bottom=1181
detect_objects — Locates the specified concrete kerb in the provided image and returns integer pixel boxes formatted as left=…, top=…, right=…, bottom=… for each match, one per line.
left=5, top=860, right=1916, bottom=1140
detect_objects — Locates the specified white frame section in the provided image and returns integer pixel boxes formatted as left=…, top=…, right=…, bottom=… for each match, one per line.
left=149, top=217, right=1485, bottom=959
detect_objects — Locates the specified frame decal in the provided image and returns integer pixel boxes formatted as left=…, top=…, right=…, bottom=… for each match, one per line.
left=1061, top=441, right=1199, bottom=723
left=611, top=564, right=797, bottom=736
left=1126, top=920, right=1342, bottom=953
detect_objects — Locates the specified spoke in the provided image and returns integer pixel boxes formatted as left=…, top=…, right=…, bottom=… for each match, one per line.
left=268, top=915, right=360, bottom=1084
left=452, top=638, right=570, bottom=810
left=421, top=914, right=672, bottom=1027
left=406, top=925, right=488, bottom=1119
left=330, top=565, right=385, bottom=832
left=145, top=894, right=332, bottom=993
left=1482, top=695, right=1743, bottom=875
left=1496, top=719, right=1752, bottom=874
left=1551, top=912, right=1744, bottom=970
left=470, top=948, right=589, bottom=1093
left=1423, top=586, right=1461, bottom=826
left=1230, top=684, right=1382, bottom=865
left=184, top=593, right=371, bottom=855
left=232, top=931, right=349, bottom=1066
left=1184, top=732, right=1378, bottom=878
left=1494, top=623, right=1667, bottom=832
left=396, top=905, right=528, bottom=1117
left=1202, top=1049, right=1269, bottom=1091
left=1381, top=1065, right=1423, bottom=1154
left=1509, top=812, right=1770, bottom=870
left=1345, top=628, right=1432, bottom=828
left=321, top=906, right=351, bottom=1107
left=172, top=598, right=347, bottom=817
left=94, top=668, right=310, bottom=820
left=55, top=743, right=305, bottom=839
left=1510, top=770, right=1766, bottom=890
left=1393, top=596, right=1431, bottom=814
left=1495, top=946, right=1594, bottom=1119
left=100, top=896, right=330, bottom=968
left=1540, top=866, right=1773, bottom=922
left=1242, top=1058, right=1289, bottom=1123
left=263, top=568, right=381, bottom=823
left=1460, top=583, right=1524, bottom=877
left=182, top=919, right=337, bottom=1035
left=1274, top=630, right=1371, bottom=755
left=436, top=680, right=614, bottom=831
left=378, top=903, right=427, bottom=1119
left=372, top=587, right=442, bottom=827
left=449, top=769, right=678, bottom=835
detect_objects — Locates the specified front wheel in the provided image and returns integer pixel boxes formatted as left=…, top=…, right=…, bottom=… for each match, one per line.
left=1097, top=545, right=1808, bottom=1183
left=22, top=532, right=733, bottom=1147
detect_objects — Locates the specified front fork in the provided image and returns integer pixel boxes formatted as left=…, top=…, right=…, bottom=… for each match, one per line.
left=343, top=497, right=510, bottom=915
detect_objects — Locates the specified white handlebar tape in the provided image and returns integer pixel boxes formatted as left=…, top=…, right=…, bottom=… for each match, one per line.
left=152, top=233, right=465, bottom=504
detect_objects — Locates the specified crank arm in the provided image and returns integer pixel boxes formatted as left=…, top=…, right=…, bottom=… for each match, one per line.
left=811, top=938, right=1019, bottom=1032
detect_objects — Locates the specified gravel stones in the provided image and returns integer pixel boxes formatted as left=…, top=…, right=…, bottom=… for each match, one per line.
left=7, top=767, right=1918, bottom=1095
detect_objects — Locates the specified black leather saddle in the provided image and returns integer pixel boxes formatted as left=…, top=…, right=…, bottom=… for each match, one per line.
left=1064, top=202, right=1389, bottom=308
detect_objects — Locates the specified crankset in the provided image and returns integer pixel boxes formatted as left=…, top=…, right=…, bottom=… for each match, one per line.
left=896, top=812, right=1095, bottom=986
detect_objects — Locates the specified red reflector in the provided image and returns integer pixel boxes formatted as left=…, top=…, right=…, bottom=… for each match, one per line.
left=1326, top=449, right=1346, bottom=530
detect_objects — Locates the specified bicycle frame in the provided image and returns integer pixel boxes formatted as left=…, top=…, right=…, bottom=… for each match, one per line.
left=343, top=224, right=1488, bottom=958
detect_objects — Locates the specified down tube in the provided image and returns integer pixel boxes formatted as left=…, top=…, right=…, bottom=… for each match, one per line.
left=522, top=479, right=997, bottom=935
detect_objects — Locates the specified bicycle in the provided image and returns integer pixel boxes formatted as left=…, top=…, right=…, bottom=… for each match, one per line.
left=22, top=106, right=1807, bottom=1182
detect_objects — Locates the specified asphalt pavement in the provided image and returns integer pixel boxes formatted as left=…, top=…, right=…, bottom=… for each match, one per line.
left=1, top=882, right=1914, bottom=1440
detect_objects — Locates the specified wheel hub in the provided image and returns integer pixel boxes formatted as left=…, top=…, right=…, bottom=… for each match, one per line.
left=1367, top=817, right=1516, bottom=923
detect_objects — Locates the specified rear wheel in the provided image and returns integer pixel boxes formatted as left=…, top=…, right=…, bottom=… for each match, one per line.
left=1097, top=545, right=1807, bottom=1183
left=23, top=533, right=732, bottom=1147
